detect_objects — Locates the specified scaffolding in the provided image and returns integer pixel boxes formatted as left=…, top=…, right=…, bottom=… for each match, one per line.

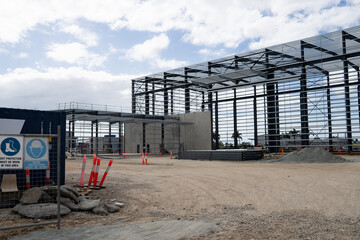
left=132, top=26, right=360, bottom=153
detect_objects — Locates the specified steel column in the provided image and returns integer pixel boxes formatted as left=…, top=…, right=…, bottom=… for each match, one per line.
left=152, top=82, right=155, bottom=115
left=326, top=74, right=333, bottom=149
left=215, top=91, right=219, bottom=149
left=233, top=89, right=238, bottom=148
left=342, top=31, right=353, bottom=151
left=185, top=69, right=190, bottom=113
left=164, top=75, right=169, bottom=115
left=132, top=81, right=136, bottom=114
left=142, top=122, right=146, bottom=153
left=145, top=82, right=149, bottom=115
left=265, top=49, right=280, bottom=153
left=118, top=122, right=122, bottom=156
left=300, top=41, right=310, bottom=147
left=254, top=86, right=258, bottom=146
left=95, top=120, right=98, bottom=156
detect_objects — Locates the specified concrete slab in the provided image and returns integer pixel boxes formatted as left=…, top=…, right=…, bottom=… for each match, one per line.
left=11, top=220, right=218, bottom=240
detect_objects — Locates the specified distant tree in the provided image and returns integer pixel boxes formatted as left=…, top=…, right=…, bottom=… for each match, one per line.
left=212, top=132, right=220, bottom=148
left=231, top=130, right=242, bottom=147
left=281, top=132, right=290, bottom=139
left=288, top=128, right=300, bottom=140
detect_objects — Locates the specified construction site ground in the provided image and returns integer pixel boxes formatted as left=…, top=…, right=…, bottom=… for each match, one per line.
left=2, top=153, right=360, bottom=239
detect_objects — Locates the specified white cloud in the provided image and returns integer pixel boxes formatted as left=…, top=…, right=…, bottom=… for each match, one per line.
left=0, top=67, right=139, bottom=110
left=16, top=52, right=28, bottom=59
left=1, top=0, right=360, bottom=51
left=125, top=33, right=169, bottom=61
left=58, top=23, right=99, bottom=46
left=198, top=48, right=227, bottom=58
left=125, top=33, right=187, bottom=69
left=0, top=47, right=9, bottom=54
left=46, top=42, right=106, bottom=68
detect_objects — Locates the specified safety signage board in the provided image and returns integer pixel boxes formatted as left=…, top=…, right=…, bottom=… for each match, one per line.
left=0, top=136, right=24, bottom=169
left=24, top=137, right=49, bottom=170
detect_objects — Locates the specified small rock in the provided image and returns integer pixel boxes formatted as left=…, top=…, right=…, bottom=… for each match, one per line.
left=115, top=202, right=124, bottom=208
left=41, top=186, right=58, bottom=199
left=20, top=187, right=42, bottom=205
left=58, top=197, right=79, bottom=211
left=61, top=185, right=79, bottom=197
left=93, top=205, right=108, bottom=215
left=60, top=186, right=79, bottom=203
left=12, top=203, right=71, bottom=219
left=39, top=191, right=56, bottom=203
left=79, top=196, right=87, bottom=202
left=104, top=203, right=119, bottom=213
left=78, top=199, right=100, bottom=211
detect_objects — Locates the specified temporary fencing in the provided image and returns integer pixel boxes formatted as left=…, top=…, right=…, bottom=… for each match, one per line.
left=0, top=125, right=63, bottom=231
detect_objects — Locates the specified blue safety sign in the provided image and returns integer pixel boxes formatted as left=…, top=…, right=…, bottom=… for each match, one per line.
left=24, top=137, right=49, bottom=169
left=0, top=136, right=24, bottom=169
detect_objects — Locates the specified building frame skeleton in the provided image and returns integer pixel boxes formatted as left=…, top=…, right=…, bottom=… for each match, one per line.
left=132, top=26, right=360, bottom=152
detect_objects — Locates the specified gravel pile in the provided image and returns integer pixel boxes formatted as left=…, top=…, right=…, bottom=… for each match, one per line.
left=278, top=147, right=351, bottom=163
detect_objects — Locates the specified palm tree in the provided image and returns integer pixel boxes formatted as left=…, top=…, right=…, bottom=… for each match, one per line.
left=231, top=130, right=242, bottom=147
left=212, top=132, right=220, bottom=149
left=288, top=128, right=300, bottom=140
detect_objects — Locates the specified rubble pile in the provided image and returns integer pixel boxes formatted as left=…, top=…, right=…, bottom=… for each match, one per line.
left=12, top=185, right=124, bottom=219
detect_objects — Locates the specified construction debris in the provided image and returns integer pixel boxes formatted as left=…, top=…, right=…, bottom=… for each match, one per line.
left=12, top=185, right=122, bottom=219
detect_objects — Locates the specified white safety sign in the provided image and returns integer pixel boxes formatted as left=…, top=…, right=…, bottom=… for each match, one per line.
left=0, top=136, right=24, bottom=169
left=24, top=137, right=49, bottom=170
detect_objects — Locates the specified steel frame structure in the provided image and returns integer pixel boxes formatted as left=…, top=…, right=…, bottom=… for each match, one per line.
left=132, top=26, right=360, bottom=152
left=58, top=102, right=180, bottom=155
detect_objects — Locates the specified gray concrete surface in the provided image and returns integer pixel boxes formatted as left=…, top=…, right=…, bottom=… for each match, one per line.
left=11, top=220, right=218, bottom=240
left=178, top=111, right=211, bottom=151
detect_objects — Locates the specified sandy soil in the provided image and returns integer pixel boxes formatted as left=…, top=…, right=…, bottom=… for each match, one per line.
left=2, top=154, right=360, bottom=239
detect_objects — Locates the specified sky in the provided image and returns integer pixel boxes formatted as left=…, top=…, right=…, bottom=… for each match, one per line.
left=1, top=0, right=360, bottom=111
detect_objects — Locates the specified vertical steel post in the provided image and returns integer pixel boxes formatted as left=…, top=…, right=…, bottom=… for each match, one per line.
left=185, top=68, right=190, bottom=113
left=215, top=91, right=219, bottom=149
left=131, top=81, right=136, bottom=114
left=118, top=122, right=122, bottom=156
left=57, top=125, right=61, bottom=230
left=265, top=49, right=279, bottom=153
left=208, top=62, right=214, bottom=149
left=300, top=41, right=310, bottom=148
left=342, top=31, right=353, bottom=151
left=145, top=81, right=149, bottom=115
left=152, top=82, right=155, bottom=115
left=233, top=89, right=238, bottom=148
left=254, top=85, right=258, bottom=146
left=142, top=122, right=146, bottom=153
left=201, top=92, right=205, bottom=112
left=95, top=121, right=99, bottom=156
left=164, top=74, right=168, bottom=116
left=90, top=121, right=94, bottom=154
left=170, top=89, right=174, bottom=115
left=326, top=74, right=333, bottom=149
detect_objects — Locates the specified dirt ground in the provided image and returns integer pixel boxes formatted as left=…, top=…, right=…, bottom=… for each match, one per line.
left=2, top=154, right=360, bottom=239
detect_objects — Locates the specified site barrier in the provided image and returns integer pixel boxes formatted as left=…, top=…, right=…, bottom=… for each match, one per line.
left=0, top=125, right=63, bottom=231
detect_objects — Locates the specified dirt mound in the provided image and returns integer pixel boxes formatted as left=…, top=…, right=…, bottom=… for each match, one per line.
left=278, top=147, right=351, bottom=163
